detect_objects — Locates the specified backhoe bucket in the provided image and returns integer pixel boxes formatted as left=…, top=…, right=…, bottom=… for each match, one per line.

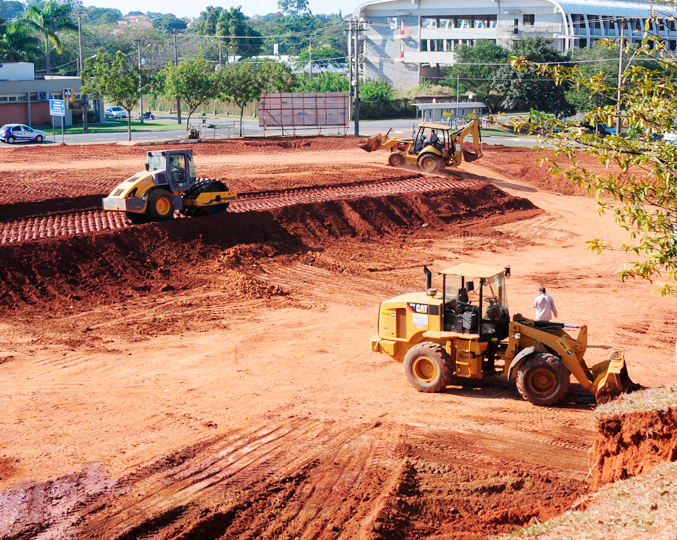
left=358, top=134, right=383, bottom=153
left=592, top=349, right=640, bottom=404
left=462, top=149, right=480, bottom=162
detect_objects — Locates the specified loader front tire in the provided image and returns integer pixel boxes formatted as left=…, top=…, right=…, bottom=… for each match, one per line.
left=516, top=353, right=570, bottom=406
left=147, top=189, right=175, bottom=221
left=388, top=153, right=405, bottom=167
left=404, top=342, right=452, bottom=393
left=418, top=154, right=441, bottom=173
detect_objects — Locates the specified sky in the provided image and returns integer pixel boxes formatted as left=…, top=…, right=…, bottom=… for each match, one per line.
left=81, top=0, right=365, bottom=20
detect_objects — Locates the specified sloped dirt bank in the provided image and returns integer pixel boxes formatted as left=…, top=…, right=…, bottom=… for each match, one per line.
left=592, top=405, right=677, bottom=490
left=0, top=184, right=536, bottom=313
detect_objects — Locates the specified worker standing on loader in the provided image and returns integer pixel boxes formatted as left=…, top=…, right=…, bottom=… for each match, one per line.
left=532, top=286, right=558, bottom=322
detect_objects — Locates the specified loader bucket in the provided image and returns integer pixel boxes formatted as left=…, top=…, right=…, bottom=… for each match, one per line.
left=462, top=149, right=480, bottom=162
left=358, top=134, right=383, bottom=153
left=592, top=349, right=641, bottom=404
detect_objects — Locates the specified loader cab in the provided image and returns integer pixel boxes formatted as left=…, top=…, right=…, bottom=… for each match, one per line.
left=145, top=150, right=197, bottom=191
left=413, top=122, right=452, bottom=156
left=439, top=264, right=510, bottom=342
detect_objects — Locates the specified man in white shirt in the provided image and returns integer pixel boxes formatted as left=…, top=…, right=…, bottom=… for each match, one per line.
left=532, top=286, right=558, bottom=321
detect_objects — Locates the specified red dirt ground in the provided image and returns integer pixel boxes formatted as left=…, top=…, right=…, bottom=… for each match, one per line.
left=0, top=137, right=675, bottom=539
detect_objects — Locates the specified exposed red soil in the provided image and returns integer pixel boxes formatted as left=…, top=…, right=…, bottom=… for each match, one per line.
left=592, top=406, right=677, bottom=490
left=0, top=137, right=675, bottom=539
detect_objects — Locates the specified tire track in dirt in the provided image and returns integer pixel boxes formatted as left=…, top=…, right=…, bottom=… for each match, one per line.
left=0, top=176, right=486, bottom=245
left=14, top=418, right=399, bottom=540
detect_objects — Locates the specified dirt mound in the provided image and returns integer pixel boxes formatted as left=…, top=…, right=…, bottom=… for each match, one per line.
left=592, top=406, right=677, bottom=490
left=0, top=184, right=536, bottom=313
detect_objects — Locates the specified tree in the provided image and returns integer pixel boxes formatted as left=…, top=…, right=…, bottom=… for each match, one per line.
left=442, top=40, right=510, bottom=114
left=493, top=38, right=574, bottom=118
left=295, top=43, right=345, bottom=70
left=512, top=14, right=677, bottom=295
left=161, top=56, right=217, bottom=133
left=21, top=0, right=77, bottom=75
left=216, top=7, right=262, bottom=58
left=82, top=7, right=122, bottom=26
left=0, top=1, right=24, bottom=20
left=1, top=20, right=42, bottom=62
left=152, top=14, right=187, bottom=33
left=82, top=50, right=147, bottom=141
left=218, top=59, right=292, bottom=136
left=292, top=71, right=348, bottom=92
left=278, top=0, right=310, bottom=17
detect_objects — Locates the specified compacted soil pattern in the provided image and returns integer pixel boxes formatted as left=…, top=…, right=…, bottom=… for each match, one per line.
left=0, top=137, right=676, bottom=539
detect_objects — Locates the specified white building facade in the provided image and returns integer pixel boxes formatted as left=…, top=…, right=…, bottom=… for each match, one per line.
left=352, top=0, right=677, bottom=89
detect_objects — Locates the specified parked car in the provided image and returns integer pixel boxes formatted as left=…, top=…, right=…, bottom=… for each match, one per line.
left=0, top=123, right=47, bottom=144
left=105, top=106, right=127, bottom=119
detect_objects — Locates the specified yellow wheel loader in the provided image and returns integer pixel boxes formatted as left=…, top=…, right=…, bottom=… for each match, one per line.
left=102, top=149, right=237, bottom=223
left=358, top=119, right=483, bottom=172
left=369, top=263, right=637, bottom=406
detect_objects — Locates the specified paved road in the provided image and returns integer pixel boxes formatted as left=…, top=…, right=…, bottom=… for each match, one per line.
left=1, top=116, right=537, bottom=148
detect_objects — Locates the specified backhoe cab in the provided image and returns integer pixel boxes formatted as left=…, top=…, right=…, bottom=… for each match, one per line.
left=102, top=149, right=237, bottom=223
left=370, top=263, right=636, bottom=406
left=358, top=119, right=483, bottom=172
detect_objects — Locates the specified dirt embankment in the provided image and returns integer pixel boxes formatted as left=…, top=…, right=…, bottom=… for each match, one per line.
left=592, top=406, right=677, bottom=490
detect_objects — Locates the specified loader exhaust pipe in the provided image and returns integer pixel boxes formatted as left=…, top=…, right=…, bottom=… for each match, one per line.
left=424, top=266, right=432, bottom=292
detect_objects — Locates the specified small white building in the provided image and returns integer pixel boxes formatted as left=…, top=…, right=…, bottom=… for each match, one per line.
left=352, top=0, right=677, bottom=89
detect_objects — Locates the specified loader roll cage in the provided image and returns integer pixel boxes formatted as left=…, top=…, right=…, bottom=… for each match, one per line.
left=439, top=265, right=510, bottom=342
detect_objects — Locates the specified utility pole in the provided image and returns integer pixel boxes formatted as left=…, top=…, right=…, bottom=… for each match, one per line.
left=173, top=33, right=182, bottom=125
left=309, top=36, right=312, bottom=78
left=352, top=19, right=360, bottom=137
left=76, top=11, right=88, bottom=133
left=616, top=18, right=625, bottom=135
left=137, top=40, right=144, bottom=124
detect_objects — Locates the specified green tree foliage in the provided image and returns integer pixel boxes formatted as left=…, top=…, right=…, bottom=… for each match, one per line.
left=1, top=19, right=42, bottom=61
left=218, top=59, right=292, bottom=135
left=512, top=17, right=677, bottom=294
left=258, top=14, right=319, bottom=55
left=442, top=40, right=510, bottom=114
left=493, top=37, right=574, bottom=118
left=0, top=1, right=25, bottom=20
left=292, top=71, right=348, bottom=92
left=278, top=0, right=311, bottom=17
left=21, top=0, right=77, bottom=74
left=82, top=50, right=147, bottom=140
left=161, top=55, right=217, bottom=131
left=152, top=14, right=186, bottom=33
left=82, top=7, right=122, bottom=26
left=295, top=43, right=345, bottom=70
left=360, top=79, right=394, bottom=104
left=193, top=6, right=261, bottom=58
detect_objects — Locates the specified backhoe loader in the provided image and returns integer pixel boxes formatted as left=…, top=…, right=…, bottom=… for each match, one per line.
left=358, top=119, right=483, bottom=172
left=369, top=263, right=637, bottom=406
left=102, top=149, right=237, bottom=223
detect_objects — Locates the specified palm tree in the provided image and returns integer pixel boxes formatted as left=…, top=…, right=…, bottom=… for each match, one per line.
left=21, top=0, right=77, bottom=75
left=1, top=21, right=42, bottom=63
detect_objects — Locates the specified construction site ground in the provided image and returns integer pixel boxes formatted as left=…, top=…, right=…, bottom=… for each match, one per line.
left=1, top=138, right=676, bottom=539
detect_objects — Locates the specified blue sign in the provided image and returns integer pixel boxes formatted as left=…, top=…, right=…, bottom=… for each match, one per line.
left=49, top=99, right=66, bottom=117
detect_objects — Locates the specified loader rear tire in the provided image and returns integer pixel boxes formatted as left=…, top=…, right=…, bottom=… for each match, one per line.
left=146, top=189, right=175, bottom=221
left=516, top=353, right=570, bottom=406
left=388, top=153, right=405, bottom=167
left=418, top=154, right=441, bottom=173
left=404, top=342, right=452, bottom=393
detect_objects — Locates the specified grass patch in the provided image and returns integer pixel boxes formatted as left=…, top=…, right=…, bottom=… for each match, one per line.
left=62, top=120, right=181, bottom=135
left=596, top=385, right=677, bottom=417
left=492, top=461, right=677, bottom=539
